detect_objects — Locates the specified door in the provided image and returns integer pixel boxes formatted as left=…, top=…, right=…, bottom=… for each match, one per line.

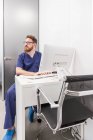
left=4, top=0, right=39, bottom=94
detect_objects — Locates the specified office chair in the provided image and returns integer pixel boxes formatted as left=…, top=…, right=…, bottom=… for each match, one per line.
left=36, top=74, right=93, bottom=139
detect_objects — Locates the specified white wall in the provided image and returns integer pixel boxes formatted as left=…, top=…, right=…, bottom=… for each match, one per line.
left=39, top=0, right=93, bottom=74
left=39, top=1, right=93, bottom=139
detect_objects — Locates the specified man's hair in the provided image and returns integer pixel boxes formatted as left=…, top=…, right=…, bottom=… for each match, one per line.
left=26, top=35, right=37, bottom=44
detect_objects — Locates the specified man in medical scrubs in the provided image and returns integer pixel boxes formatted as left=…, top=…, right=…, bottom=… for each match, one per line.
left=3, top=35, right=43, bottom=140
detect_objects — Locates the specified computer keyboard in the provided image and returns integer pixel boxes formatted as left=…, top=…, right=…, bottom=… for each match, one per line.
left=22, top=71, right=58, bottom=80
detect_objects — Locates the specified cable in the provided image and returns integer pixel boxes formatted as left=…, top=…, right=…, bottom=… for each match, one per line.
left=60, top=129, right=74, bottom=140
left=62, top=133, right=74, bottom=140
left=61, top=127, right=80, bottom=140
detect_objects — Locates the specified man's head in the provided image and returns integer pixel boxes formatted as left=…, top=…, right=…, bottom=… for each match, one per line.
left=24, top=35, right=37, bottom=52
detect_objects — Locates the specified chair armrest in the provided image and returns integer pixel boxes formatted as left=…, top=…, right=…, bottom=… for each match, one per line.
left=66, top=75, right=93, bottom=82
left=67, top=90, right=93, bottom=96
left=39, top=88, right=59, bottom=108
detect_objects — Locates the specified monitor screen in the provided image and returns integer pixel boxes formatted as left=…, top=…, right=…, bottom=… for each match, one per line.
left=39, top=45, right=75, bottom=74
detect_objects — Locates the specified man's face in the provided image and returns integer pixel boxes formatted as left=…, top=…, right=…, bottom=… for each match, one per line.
left=24, top=38, right=36, bottom=52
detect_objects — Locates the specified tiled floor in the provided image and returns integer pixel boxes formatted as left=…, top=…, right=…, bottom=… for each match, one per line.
left=0, top=100, right=74, bottom=140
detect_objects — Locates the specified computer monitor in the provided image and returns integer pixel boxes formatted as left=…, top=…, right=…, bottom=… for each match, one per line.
left=39, top=45, right=75, bottom=74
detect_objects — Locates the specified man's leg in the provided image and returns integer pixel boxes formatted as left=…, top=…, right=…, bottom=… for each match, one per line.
left=28, top=106, right=41, bottom=123
left=3, top=83, right=16, bottom=140
left=28, top=106, right=34, bottom=122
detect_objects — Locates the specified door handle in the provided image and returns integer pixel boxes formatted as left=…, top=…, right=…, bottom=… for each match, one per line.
left=4, top=57, right=15, bottom=60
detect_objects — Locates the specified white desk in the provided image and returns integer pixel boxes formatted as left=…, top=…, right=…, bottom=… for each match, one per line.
left=15, top=75, right=62, bottom=140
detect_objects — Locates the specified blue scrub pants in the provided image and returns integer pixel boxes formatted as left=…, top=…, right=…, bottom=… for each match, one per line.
left=4, top=83, right=16, bottom=129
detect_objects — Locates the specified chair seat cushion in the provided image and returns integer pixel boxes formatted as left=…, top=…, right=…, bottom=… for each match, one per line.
left=41, top=98, right=93, bottom=129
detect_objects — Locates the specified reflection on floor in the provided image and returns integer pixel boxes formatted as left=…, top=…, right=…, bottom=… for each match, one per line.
left=0, top=101, right=74, bottom=140
left=0, top=100, right=6, bottom=140
left=0, top=84, right=2, bottom=100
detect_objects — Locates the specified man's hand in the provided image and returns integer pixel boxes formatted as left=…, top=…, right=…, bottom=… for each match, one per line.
left=35, top=71, right=52, bottom=76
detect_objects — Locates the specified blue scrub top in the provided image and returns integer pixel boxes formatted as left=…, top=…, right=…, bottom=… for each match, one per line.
left=16, top=51, right=41, bottom=72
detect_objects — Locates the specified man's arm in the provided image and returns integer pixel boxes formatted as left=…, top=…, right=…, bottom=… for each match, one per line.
left=16, top=67, right=51, bottom=76
left=16, top=67, right=37, bottom=76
